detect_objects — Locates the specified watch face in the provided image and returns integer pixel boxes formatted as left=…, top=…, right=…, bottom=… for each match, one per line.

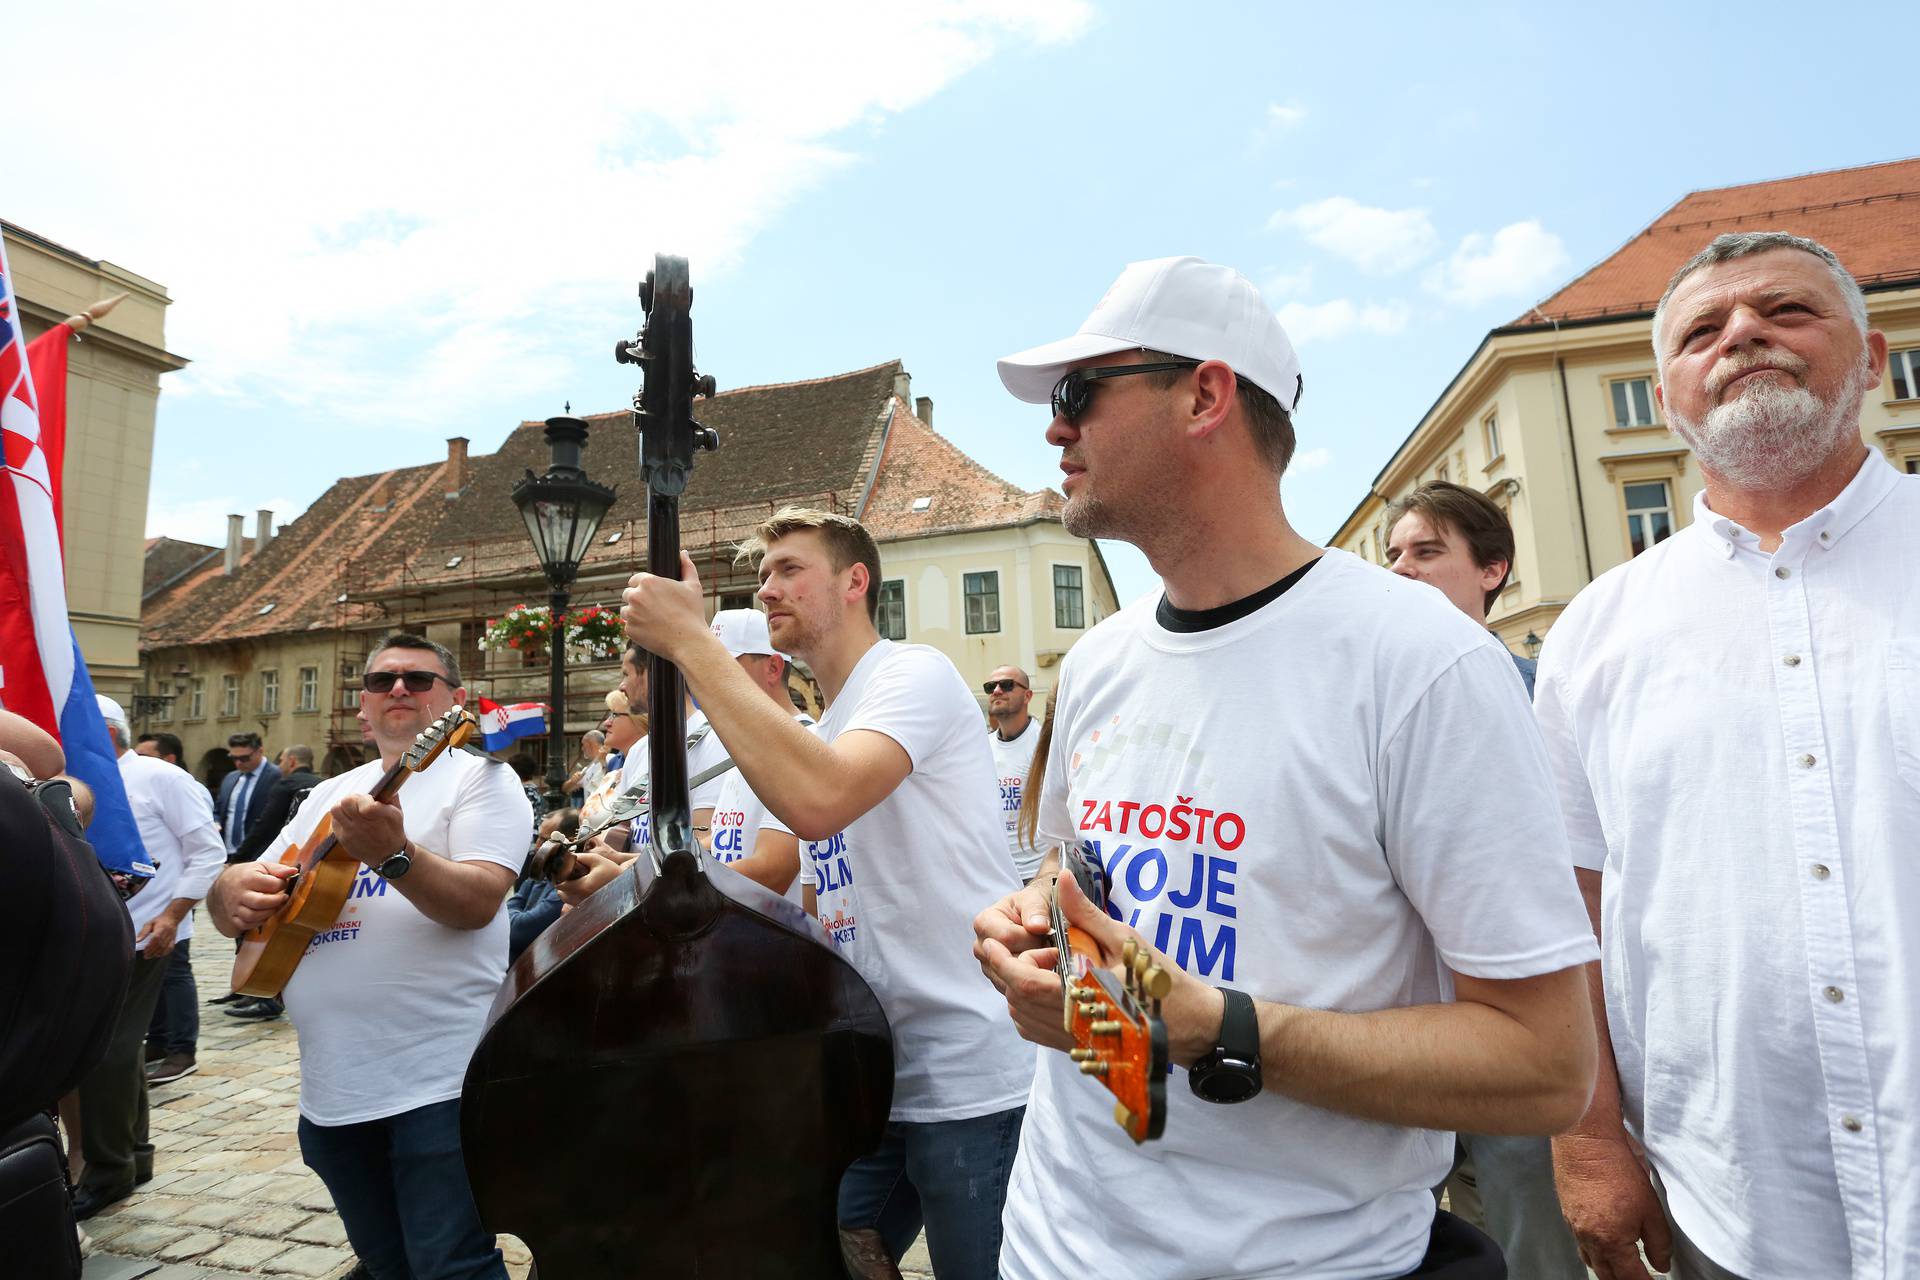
left=1194, top=1061, right=1262, bottom=1104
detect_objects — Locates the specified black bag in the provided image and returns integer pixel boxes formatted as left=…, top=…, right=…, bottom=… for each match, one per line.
left=0, top=1112, right=81, bottom=1280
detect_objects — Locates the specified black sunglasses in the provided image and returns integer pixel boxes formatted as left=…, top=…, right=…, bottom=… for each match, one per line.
left=362, top=669, right=454, bottom=695
left=1050, top=359, right=1199, bottom=424
left=983, top=679, right=1028, bottom=694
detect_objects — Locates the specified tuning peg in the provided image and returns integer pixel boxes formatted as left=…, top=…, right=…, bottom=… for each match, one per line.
left=1068, top=1048, right=1094, bottom=1061
left=1077, top=999, right=1099, bottom=1016
left=694, top=426, right=719, bottom=452
left=693, top=372, right=717, bottom=398
left=1122, top=938, right=1138, bottom=966
left=1113, top=1101, right=1135, bottom=1132
left=1089, top=1020, right=1122, bottom=1035
left=1142, top=966, right=1172, bottom=1001
left=1078, top=1060, right=1109, bottom=1076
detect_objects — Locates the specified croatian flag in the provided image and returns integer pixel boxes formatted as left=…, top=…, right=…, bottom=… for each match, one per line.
left=475, top=697, right=547, bottom=752
left=0, top=236, right=151, bottom=878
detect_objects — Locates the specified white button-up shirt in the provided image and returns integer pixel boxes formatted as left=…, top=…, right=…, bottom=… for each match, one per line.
left=119, top=751, right=226, bottom=952
left=1534, top=450, right=1919, bottom=1279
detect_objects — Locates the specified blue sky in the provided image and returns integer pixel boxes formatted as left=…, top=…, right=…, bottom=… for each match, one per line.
left=11, top=1, right=1915, bottom=603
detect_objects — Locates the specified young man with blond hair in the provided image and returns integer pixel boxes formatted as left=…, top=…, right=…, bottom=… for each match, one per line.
left=621, top=508, right=1032, bottom=1279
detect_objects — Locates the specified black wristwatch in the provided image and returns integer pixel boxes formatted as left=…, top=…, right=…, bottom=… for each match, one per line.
left=1188, top=985, right=1262, bottom=1103
left=374, top=845, right=413, bottom=881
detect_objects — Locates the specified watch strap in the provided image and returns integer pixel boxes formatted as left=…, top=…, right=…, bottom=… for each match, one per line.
left=1217, top=985, right=1260, bottom=1068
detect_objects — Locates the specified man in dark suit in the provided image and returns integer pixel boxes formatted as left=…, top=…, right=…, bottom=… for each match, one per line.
left=215, top=733, right=279, bottom=862
left=209, top=734, right=283, bottom=1020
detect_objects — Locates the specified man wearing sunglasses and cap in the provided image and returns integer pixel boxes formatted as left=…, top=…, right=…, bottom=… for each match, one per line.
left=972, top=256, right=1600, bottom=1279
left=207, top=633, right=530, bottom=1280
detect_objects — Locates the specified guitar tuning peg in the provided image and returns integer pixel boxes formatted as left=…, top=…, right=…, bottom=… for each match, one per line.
left=693, top=372, right=717, bottom=398
left=1141, top=966, right=1172, bottom=1001
left=694, top=426, right=719, bottom=452
left=1122, top=937, right=1138, bottom=966
left=1078, top=1060, right=1109, bottom=1077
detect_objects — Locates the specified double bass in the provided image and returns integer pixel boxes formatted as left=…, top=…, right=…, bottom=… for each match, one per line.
left=460, top=256, right=894, bottom=1277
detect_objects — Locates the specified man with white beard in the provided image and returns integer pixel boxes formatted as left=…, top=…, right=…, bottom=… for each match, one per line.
left=1538, top=232, right=1920, bottom=1279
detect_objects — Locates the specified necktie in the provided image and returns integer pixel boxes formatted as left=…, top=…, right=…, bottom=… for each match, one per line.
left=230, top=772, right=255, bottom=850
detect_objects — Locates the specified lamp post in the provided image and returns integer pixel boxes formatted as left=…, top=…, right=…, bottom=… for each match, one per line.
left=1523, top=631, right=1544, bottom=660
left=510, top=416, right=617, bottom=811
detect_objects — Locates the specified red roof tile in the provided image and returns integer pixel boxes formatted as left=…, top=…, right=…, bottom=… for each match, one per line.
left=863, top=400, right=1064, bottom=540
left=1513, top=157, right=1920, bottom=328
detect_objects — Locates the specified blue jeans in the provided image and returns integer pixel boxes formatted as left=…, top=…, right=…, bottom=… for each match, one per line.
left=837, top=1105, right=1023, bottom=1280
left=297, top=1099, right=505, bottom=1280
left=145, top=941, right=198, bottom=1055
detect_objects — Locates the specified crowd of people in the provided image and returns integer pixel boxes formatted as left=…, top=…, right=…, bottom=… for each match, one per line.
left=3, top=229, right=1913, bottom=1279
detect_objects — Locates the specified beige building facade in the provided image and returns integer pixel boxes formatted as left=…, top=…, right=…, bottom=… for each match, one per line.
left=5, top=222, right=187, bottom=703
left=1333, top=160, right=1920, bottom=655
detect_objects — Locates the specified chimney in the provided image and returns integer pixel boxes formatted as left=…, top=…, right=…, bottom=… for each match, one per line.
left=893, top=369, right=911, bottom=406
left=915, top=395, right=933, bottom=427
left=254, top=508, right=273, bottom=555
left=445, top=436, right=469, bottom=497
left=224, top=514, right=245, bottom=574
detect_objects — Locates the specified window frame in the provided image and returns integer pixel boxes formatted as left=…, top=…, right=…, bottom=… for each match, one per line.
left=876, top=578, right=907, bottom=641
left=1610, top=375, right=1659, bottom=429
left=220, top=674, right=240, bottom=719
left=963, top=570, right=1001, bottom=635
left=297, top=666, right=319, bottom=713
left=1623, top=479, right=1677, bottom=558
left=260, top=669, right=280, bottom=716
left=186, top=677, right=205, bottom=721
left=1482, top=412, right=1503, bottom=463
left=1890, top=347, right=1920, bottom=401
left=1052, top=563, right=1085, bottom=630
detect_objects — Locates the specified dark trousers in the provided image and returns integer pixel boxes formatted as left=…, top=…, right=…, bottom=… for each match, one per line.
left=145, top=941, right=199, bottom=1056
left=76, top=951, right=167, bottom=1192
left=837, top=1105, right=1024, bottom=1280
left=1401, top=1209, right=1507, bottom=1278
left=297, top=1098, right=506, bottom=1280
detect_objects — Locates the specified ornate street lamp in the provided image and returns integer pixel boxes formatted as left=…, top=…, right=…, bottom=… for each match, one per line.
left=1523, top=631, right=1544, bottom=660
left=511, top=416, right=617, bottom=810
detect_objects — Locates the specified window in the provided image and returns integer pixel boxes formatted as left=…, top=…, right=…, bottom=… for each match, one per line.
left=877, top=579, right=907, bottom=641
left=221, top=674, right=239, bottom=718
left=1625, top=481, right=1675, bottom=557
left=156, top=691, right=173, bottom=724
left=1907, top=457, right=1920, bottom=475
left=1611, top=377, right=1658, bottom=428
left=1054, top=564, right=1085, bottom=629
left=1435, top=461, right=1449, bottom=483
left=260, top=669, right=280, bottom=715
left=964, top=571, right=1000, bottom=634
left=1891, top=348, right=1920, bottom=401
left=298, top=666, right=319, bottom=712
left=187, top=678, right=205, bottom=720
left=719, top=591, right=754, bottom=612
left=1483, top=413, right=1503, bottom=461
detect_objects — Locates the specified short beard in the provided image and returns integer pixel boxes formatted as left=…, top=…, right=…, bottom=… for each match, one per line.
left=1669, top=360, right=1867, bottom=491
left=1061, top=491, right=1117, bottom=541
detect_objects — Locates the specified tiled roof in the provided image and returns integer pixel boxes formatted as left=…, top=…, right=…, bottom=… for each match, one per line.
left=1511, top=157, right=1920, bottom=328
left=863, top=400, right=1064, bottom=540
left=141, top=361, right=1062, bottom=648
left=142, top=537, right=219, bottom=601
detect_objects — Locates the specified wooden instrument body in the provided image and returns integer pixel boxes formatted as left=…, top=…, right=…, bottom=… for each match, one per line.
left=463, top=849, right=893, bottom=1277
left=230, top=815, right=360, bottom=998
left=1055, top=846, right=1169, bottom=1143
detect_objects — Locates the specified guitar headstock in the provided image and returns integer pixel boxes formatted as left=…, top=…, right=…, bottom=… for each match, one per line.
left=1053, top=847, right=1169, bottom=1143
left=402, top=707, right=478, bottom=773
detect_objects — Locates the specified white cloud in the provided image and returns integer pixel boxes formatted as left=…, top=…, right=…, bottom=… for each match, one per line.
left=1274, top=299, right=1412, bottom=344
left=7, top=1, right=1093, bottom=420
left=1264, top=266, right=1314, bottom=299
left=1290, top=446, right=1333, bottom=472
left=1267, top=197, right=1439, bottom=275
left=146, top=494, right=304, bottom=548
left=1423, top=220, right=1571, bottom=305
left=1266, top=102, right=1307, bottom=129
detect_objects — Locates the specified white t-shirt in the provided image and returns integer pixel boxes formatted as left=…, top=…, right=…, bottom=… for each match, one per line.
left=619, top=710, right=729, bottom=851
left=260, top=747, right=531, bottom=1125
left=987, top=717, right=1045, bottom=881
left=770, top=640, right=1032, bottom=1122
left=709, top=713, right=813, bottom=907
left=1000, top=551, right=1599, bottom=1280
left=1533, top=454, right=1920, bottom=1278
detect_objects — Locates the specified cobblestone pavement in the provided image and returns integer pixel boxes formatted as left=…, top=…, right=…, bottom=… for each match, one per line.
left=83, top=916, right=933, bottom=1279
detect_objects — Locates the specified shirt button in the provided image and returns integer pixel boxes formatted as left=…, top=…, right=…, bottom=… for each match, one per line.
left=1842, top=1115, right=1863, bottom=1133
left=1783, top=654, right=1802, bottom=667
left=1812, top=863, right=1831, bottom=879
left=1798, top=753, right=1817, bottom=768
left=1775, top=566, right=1792, bottom=579
left=1819, top=530, right=1831, bottom=542
left=1824, top=986, right=1845, bottom=1003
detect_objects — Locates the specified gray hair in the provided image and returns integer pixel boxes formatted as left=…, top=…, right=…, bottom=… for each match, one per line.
left=1651, top=232, right=1868, bottom=366
left=366, top=632, right=463, bottom=688
left=282, top=743, right=315, bottom=769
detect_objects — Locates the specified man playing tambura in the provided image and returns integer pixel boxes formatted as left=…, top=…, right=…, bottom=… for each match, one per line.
left=973, top=256, right=1600, bottom=1280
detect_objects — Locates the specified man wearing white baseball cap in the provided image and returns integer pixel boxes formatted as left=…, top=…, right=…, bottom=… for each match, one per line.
left=975, top=257, right=1600, bottom=1279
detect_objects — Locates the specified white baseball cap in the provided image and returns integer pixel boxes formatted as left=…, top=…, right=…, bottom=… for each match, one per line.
left=997, top=256, right=1302, bottom=413
left=710, top=609, right=787, bottom=660
left=96, top=693, right=129, bottom=729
